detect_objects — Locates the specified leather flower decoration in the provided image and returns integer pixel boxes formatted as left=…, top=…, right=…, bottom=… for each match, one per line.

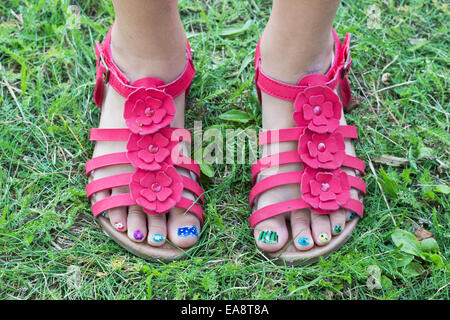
left=126, top=127, right=174, bottom=171
left=129, top=164, right=183, bottom=214
left=301, top=167, right=350, bottom=214
left=124, top=87, right=176, bottom=135
left=299, top=130, right=345, bottom=169
left=293, top=86, right=342, bottom=133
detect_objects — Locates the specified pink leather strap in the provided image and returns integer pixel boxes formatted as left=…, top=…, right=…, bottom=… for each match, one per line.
left=251, top=151, right=301, bottom=184
left=85, top=152, right=129, bottom=176
left=258, top=125, right=357, bottom=146
left=254, top=28, right=351, bottom=105
left=181, top=175, right=205, bottom=203
left=249, top=171, right=303, bottom=206
left=86, top=172, right=132, bottom=198
left=249, top=198, right=310, bottom=228
left=90, top=128, right=130, bottom=141
left=176, top=197, right=204, bottom=224
left=92, top=193, right=136, bottom=217
left=93, top=27, right=195, bottom=107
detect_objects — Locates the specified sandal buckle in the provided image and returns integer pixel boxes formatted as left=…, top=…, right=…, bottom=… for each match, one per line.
left=99, top=53, right=110, bottom=84
left=341, top=51, right=351, bottom=79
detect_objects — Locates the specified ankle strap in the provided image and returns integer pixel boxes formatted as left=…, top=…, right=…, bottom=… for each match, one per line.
left=254, top=28, right=352, bottom=106
left=93, top=27, right=196, bottom=108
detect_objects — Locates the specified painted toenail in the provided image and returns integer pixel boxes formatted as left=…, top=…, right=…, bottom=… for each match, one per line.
left=177, top=226, right=198, bottom=238
left=101, top=211, right=107, bottom=217
left=298, top=237, right=310, bottom=246
left=334, top=225, right=342, bottom=233
left=319, top=233, right=329, bottom=243
left=133, top=230, right=144, bottom=240
left=258, top=230, right=279, bottom=244
left=153, top=234, right=164, bottom=242
left=114, top=222, right=125, bottom=231
left=349, top=212, right=356, bottom=220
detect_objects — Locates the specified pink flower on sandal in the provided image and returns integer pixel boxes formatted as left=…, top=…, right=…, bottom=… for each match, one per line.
left=293, top=86, right=342, bottom=133
left=301, top=167, right=350, bottom=214
left=124, top=87, right=176, bottom=135
left=127, top=127, right=174, bottom=171
left=129, top=163, right=183, bottom=215
left=299, top=129, right=345, bottom=169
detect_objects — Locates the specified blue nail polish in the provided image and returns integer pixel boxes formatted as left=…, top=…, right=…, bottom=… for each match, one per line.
left=298, top=237, right=310, bottom=246
left=177, top=226, right=198, bottom=238
left=349, top=212, right=356, bottom=220
left=153, top=234, right=164, bottom=242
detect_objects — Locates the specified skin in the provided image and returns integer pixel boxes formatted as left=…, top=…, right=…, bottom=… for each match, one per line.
left=253, top=0, right=360, bottom=253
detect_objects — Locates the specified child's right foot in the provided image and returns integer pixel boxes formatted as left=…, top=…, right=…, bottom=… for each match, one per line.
left=86, top=25, right=204, bottom=260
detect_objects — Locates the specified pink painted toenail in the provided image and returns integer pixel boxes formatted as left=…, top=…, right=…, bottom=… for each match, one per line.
left=114, top=222, right=124, bottom=231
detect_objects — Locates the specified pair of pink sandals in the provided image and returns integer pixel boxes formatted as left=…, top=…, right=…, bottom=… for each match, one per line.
left=86, top=27, right=366, bottom=263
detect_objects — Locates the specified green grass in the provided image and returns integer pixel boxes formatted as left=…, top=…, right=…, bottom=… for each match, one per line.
left=0, top=0, right=448, bottom=300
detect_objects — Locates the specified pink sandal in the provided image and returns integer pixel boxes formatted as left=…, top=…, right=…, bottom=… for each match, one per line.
left=85, top=27, right=205, bottom=261
left=249, top=28, right=366, bottom=263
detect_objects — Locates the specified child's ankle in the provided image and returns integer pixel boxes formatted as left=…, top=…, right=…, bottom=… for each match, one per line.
left=110, top=24, right=187, bottom=83
left=259, top=28, right=333, bottom=84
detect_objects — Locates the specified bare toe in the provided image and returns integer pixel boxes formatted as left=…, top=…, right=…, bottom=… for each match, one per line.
left=310, top=212, right=331, bottom=246
left=127, top=205, right=147, bottom=242
left=147, top=214, right=167, bottom=247
left=254, top=214, right=288, bottom=252
left=290, top=209, right=314, bottom=251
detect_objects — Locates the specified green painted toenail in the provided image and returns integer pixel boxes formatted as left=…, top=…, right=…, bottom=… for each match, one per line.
left=334, top=225, right=342, bottom=233
left=153, top=234, right=164, bottom=242
left=258, top=230, right=278, bottom=244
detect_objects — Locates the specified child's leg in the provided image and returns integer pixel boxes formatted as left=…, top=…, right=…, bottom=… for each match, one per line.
left=253, top=0, right=358, bottom=252
left=92, top=0, right=201, bottom=248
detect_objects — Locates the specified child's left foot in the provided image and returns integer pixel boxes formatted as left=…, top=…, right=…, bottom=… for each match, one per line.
left=249, top=29, right=366, bottom=262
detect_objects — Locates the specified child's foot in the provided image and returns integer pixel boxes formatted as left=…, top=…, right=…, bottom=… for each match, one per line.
left=90, top=25, right=201, bottom=249
left=252, top=30, right=363, bottom=257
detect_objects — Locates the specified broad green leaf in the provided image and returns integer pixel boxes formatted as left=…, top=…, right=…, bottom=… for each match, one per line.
left=381, top=276, right=393, bottom=289
left=219, top=20, right=252, bottom=36
left=394, top=252, right=414, bottom=267
left=434, top=185, right=450, bottom=194
left=391, top=229, right=423, bottom=258
left=199, top=161, right=215, bottom=178
left=403, top=262, right=424, bottom=277
left=430, top=254, right=445, bottom=269
left=420, top=237, right=439, bottom=253
left=219, top=109, right=252, bottom=123
left=379, top=169, right=397, bottom=198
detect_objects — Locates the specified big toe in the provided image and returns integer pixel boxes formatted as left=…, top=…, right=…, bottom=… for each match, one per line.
left=253, top=214, right=288, bottom=253
left=167, top=207, right=201, bottom=249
